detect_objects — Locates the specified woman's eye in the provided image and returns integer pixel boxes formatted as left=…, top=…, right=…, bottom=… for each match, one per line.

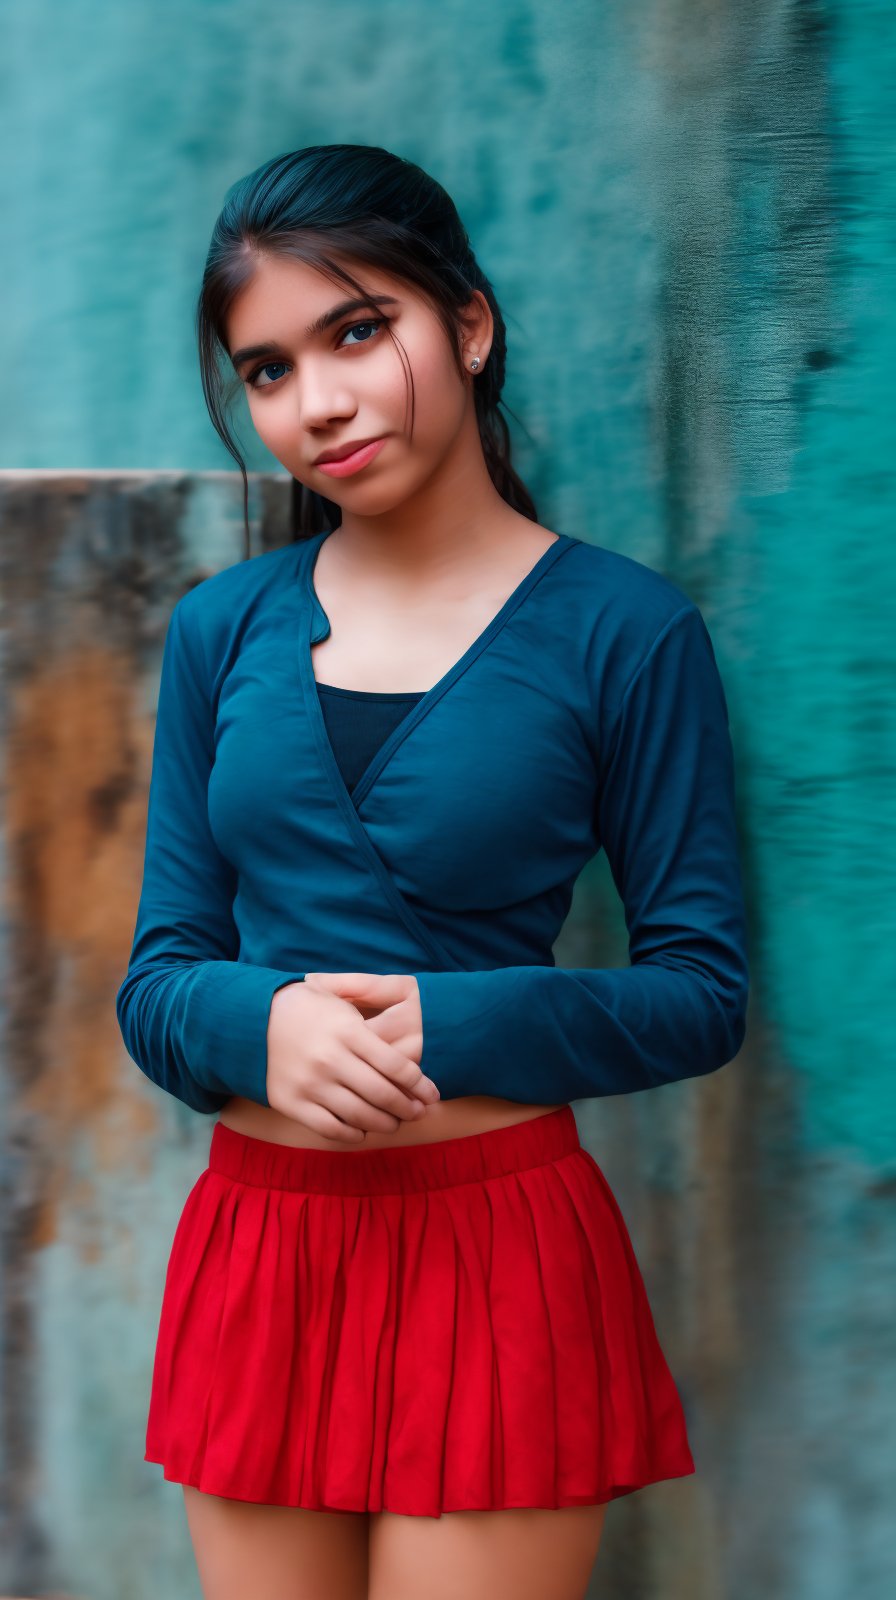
left=338, top=317, right=385, bottom=348
left=247, top=360, right=289, bottom=389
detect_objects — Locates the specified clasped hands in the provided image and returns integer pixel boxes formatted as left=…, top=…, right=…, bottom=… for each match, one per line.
left=265, top=970, right=438, bottom=1142
left=303, top=970, right=424, bottom=1068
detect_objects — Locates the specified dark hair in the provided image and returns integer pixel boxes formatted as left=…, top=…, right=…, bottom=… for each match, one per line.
left=196, top=144, right=538, bottom=560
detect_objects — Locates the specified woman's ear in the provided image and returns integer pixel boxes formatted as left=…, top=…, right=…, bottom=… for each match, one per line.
left=456, top=288, right=493, bottom=366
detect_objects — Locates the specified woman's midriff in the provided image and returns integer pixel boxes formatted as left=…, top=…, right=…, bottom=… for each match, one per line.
left=217, top=1095, right=569, bottom=1150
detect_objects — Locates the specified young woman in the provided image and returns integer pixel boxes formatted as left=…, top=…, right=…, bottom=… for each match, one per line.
left=117, top=143, right=749, bottom=1600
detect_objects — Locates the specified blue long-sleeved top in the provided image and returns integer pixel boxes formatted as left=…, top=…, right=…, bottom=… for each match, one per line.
left=115, top=528, right=749, bottom=1115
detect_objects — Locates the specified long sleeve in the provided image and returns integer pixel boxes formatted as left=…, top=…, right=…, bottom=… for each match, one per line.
left=115, top=593, right=306, bottom=1113
left=414, top=604, right=749, bottom=1102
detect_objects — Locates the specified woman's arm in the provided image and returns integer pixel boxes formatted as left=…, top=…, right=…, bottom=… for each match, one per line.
left=115, top=593, right=306, bottom=1113
left=413, top=604, right=750, bottom=1102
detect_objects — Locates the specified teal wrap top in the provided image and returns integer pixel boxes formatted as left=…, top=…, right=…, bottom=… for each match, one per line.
left=116, top=529, right=749, bottom=1114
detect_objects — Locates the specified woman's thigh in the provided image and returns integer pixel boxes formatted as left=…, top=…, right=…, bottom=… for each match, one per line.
left=182, top=1485, right=369, bottom=1600
left=368, top=1502, right=608, bottom=1600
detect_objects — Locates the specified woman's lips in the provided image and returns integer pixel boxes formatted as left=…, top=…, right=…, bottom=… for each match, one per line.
left=315, top=437, right=388, bottom=477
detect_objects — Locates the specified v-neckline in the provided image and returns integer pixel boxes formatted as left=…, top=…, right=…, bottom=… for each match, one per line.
left=298, top=526, right=580, bottom=815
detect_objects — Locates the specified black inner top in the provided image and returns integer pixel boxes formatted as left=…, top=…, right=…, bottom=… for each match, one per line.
left=316, top=680, right=426, bottom=797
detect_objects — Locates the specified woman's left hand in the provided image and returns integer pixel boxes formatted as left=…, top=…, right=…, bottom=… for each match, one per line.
left=303, top=973, right=424, bottom=1068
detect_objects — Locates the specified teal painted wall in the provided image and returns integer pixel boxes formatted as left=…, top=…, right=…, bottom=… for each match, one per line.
left=1, top=1, right=894, bottom=1597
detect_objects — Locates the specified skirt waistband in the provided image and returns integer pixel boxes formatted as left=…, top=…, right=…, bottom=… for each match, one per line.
left=208, top=1106, right=580, bottom=1195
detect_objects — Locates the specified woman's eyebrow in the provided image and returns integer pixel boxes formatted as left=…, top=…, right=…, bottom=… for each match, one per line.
left=230, top=295, right=400, bottom=371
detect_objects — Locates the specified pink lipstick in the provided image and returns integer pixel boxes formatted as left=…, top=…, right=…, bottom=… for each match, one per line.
left=315, top=437, right=388, bottom=478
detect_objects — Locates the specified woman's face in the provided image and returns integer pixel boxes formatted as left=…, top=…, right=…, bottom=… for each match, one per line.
left=225, top=252, right=489, bottom=511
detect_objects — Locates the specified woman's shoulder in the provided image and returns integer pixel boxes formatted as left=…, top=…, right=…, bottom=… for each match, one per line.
left=554, top=534, right=699, bottom=668
left=178, top=539, right=301, bottom=618
left=562, top=533, right=694, bottom=618
left=170, top=538, right=308, bottom=653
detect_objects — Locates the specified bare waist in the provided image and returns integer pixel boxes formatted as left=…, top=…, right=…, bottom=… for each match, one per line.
left=217, top=1094, right=568, bottom=1151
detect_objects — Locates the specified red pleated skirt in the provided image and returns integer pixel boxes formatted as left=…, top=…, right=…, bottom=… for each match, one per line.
left=144, top=1106, right=696, bottom=1517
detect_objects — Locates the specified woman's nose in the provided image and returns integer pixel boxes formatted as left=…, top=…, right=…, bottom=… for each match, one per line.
left=296, top=374, right=356, bottom=433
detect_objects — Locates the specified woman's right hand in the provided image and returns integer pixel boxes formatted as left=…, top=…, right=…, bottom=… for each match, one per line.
left=265, top=980, right=441, bottom=1144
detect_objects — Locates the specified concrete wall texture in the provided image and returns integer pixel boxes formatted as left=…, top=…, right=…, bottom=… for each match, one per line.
left=1, top=1, right=893, bottom=1597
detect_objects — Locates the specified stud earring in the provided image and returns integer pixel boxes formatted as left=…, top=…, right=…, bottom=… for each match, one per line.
left=470, top=357, right=481, bottom=370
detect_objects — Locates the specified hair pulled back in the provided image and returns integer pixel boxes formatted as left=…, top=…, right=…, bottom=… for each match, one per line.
left=196, top=144, right=537, bottom=559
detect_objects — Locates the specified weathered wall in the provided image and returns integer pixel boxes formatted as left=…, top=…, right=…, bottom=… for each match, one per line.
left=1, top=1, right=894, bottom=1597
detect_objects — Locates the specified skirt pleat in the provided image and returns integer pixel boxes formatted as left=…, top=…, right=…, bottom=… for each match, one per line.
left=144, top=1107, right=696, bottom=1516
